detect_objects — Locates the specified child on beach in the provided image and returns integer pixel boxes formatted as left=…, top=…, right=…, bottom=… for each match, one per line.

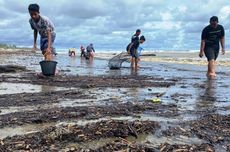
left=28, top=4, right=56, bottom=61
left=127, top=36, right=145, bottom=69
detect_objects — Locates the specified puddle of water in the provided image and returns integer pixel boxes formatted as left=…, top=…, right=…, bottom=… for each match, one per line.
left=0, top=104, right=58, bottom=115
left=112, top=115, right=179, bottom=123
left=59, top=118, right=110, bottom=126
left=57, top=87, right=168, bottom=109
left=0, top=123, right=55, bottom=139
left=0, top=82, right=68, bottom=95
left=146, top=134, right=205, bottom=146
left=58, top=98, right=110, bottom=108
left=85, top=87, right=168, bottom=103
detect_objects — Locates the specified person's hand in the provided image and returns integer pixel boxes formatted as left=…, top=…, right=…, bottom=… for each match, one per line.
left=199, top=51, right=204, bottom=58
left=46, top=47, right=52, bottom=54
left=44, top=48, right=53, bottom=61
left=127, top=50, right=131, bottom=54
left=221, top=48, right=225, bottom=55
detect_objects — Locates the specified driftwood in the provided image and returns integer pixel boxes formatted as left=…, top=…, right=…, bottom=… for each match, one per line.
left=140, top=53, right=156, bottom=56
left=0, top=65, right=26, bottom=73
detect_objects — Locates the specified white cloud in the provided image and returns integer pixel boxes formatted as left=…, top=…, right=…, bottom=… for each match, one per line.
left=0, top=0, right=230, bottom=50
left=160, top=12, right=173, bottom=21
left=178, top=6, right=187, bottom=13
left=219, top=6, right=230, bottom=21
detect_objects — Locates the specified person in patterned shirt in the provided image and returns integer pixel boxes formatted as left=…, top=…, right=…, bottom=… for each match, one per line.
left=28, top=4, right=56, bottom=60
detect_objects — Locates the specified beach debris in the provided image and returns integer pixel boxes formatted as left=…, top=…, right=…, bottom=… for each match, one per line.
left=156, top=92, right=166, bottom=97
left=0, top=57, right=229, bottom=152
left=145, top=98, right=161, bottom=103
left=0, top=65, right=26, bottom=73
left=159, top=143, right=215, bottom=152
left=1, top=120, right=160, bottom=151
left=152, top=98, right=161, bottom=103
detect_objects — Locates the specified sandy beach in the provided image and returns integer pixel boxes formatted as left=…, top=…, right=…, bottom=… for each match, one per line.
left=0, top=49, right=229, bottom=151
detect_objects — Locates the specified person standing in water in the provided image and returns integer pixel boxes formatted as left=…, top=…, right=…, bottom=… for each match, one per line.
left=131, top=29, right=141, bottom=43
left=126, top=29, right=143, bottom=68
left=86, top=43, right=95, bottom=59
left=199, top=16, right=225, bottom=78
left=28, top=3, right=56, bottom=60
left=127, top=29, right=141, bottom=53
left=127, top=35, right=145, bottom=69
left=80, top=45, right=86, bottom=57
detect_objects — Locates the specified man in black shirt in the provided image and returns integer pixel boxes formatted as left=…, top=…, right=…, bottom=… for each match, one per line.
left=199, top=16, right=225, bottom=78
left=128, top=35, right=145, bottom=69
left=126, top=29, right=141, bottom=53
left=131, top=29, right=141, bottom=42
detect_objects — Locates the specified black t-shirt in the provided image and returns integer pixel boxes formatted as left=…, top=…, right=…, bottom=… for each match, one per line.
left=201, top=24, right=225, bottom=47
left=131, top=34, right=139, bottom=43
left=126, top=39, right=140, bottom=52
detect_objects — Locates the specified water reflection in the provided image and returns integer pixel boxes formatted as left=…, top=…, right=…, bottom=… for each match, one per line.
left=69, top=56, right=77, bottom=65
left=108, top=69, right=122, bottom=76
left=197, top=79, right=217, bottom=111
left=130, top=68, right=139, bottom=76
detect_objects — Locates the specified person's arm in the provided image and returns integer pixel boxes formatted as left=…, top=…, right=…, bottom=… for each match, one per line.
left=33, top=30, right=38, bottom=51
left=199, top=28, right=206, bottom=58
left=46, top=30, right=52, bottom=53
left=220, top=26, right=225, bottom=55
left=220, top=37, right=225, bottom=55
left=199, top=40, right=205, bottom=58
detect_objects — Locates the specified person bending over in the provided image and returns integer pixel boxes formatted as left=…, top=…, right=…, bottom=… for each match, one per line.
left=28, top=3, right=56, bottom=60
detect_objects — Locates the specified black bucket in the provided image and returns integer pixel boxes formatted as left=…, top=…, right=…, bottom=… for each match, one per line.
left=39, top=60, right=57, bottom=76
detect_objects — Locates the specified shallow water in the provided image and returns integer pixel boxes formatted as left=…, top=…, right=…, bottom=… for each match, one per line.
left=0, top=82, right=68, bottom=95
left=0, top=123, right=56, bottom=139
left=0, top=53, right=230, bottom=149
left=0, top=59, right=229, bottom=131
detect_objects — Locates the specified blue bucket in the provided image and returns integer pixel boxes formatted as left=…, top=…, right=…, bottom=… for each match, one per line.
left=39, top=61, right=57, bottom=76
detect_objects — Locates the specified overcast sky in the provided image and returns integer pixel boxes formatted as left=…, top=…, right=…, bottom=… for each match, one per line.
left=0, top=0, right=230, bottom=50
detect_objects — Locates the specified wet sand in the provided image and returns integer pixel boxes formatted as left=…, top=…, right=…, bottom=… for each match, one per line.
left=0, top=49, right=229, bottom=151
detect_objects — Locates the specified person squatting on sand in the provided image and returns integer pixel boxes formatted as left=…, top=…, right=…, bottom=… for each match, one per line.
left=127, top=35, right=145, bottom=69
left=28, top=3, right=56, bottom=61
left=199, top=16, right=225, bottom=78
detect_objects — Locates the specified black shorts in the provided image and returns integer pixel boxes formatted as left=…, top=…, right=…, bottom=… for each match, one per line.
left=130, top=48, right=138, bottom=58
left=204, top=47, right=219, bottom=61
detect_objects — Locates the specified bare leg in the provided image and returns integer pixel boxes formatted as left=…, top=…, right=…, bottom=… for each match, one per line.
left=137, top=58, right=140, bottom=68
left=131, top=57, right=135, bottom=68
left=135, top=58, right=138, bottom=69
left=207, top=59, right=216, bottom=78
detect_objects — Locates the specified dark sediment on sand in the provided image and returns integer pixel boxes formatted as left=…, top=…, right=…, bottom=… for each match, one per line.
left=0, top=51, right=229, bottom=151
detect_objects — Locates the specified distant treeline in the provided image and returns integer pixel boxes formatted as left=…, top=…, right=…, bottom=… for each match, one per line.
left=0, top=43, right=17, bottom=49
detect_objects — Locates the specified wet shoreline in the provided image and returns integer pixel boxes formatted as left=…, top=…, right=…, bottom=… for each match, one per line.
left=0, top=51, right=229, bottom=151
